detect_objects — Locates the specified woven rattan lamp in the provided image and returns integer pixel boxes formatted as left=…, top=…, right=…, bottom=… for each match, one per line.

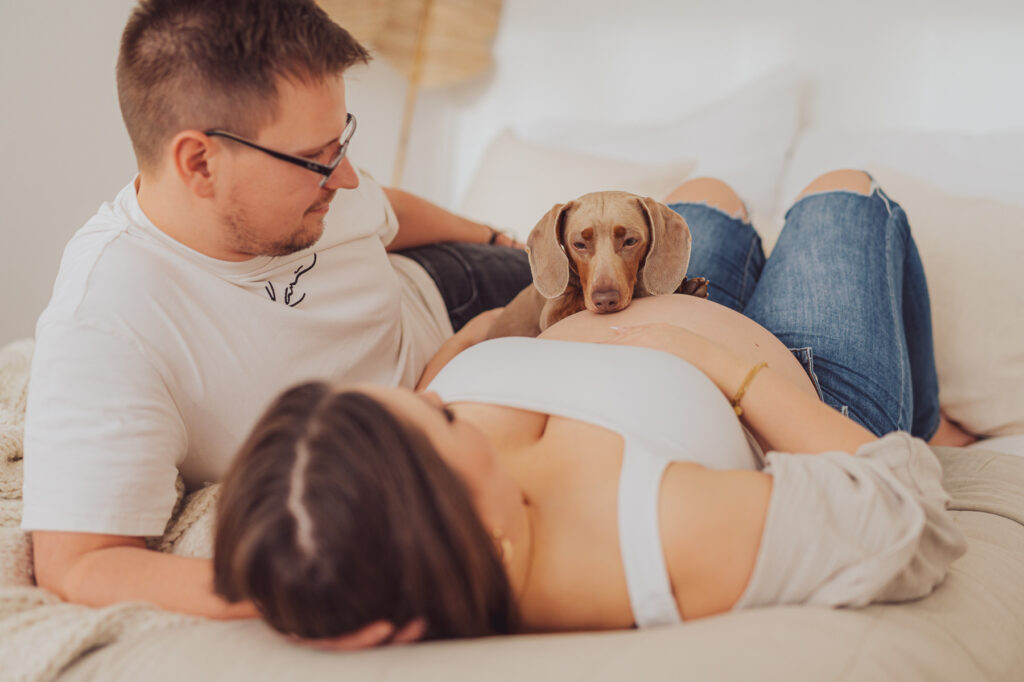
left=319, top=0, right=502, bottom=186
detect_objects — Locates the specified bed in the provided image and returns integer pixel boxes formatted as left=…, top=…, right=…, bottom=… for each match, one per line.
left=2, top=437, right=1022, bottom=682
left=3, top=9, right=1024, bottom=682
left=47, top=445, right=1024, bottom=682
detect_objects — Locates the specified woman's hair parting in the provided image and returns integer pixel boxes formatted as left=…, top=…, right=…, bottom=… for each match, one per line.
left=213, top=382, right=519, bottom=640
left=116, top=0, right=370, bottom=171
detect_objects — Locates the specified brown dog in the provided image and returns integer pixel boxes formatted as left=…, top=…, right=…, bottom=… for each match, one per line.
left=488, top=190, right=708, bottom=338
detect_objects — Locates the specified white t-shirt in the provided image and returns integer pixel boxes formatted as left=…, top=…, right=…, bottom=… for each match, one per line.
left=21, top=169, right=452, bottom=536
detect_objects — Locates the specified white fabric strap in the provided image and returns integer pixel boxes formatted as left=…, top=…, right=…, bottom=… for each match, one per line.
left=618, top=448, right=682, bottom=627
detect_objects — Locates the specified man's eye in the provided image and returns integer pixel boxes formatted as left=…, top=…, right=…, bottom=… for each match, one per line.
left=305, top=144, right=339, bottom=163
left=320, top=143, right=343, bottom=163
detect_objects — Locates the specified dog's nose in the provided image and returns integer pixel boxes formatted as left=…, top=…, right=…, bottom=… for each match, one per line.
left=591, top=289, right=621, bottom=312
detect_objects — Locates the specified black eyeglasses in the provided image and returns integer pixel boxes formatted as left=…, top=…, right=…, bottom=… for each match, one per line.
left=204, top=113, right=356, bottom=188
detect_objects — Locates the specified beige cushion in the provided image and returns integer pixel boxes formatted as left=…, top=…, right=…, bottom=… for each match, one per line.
left=757, top=168, right=1024, bottom=438
left=458, top=130, right=696, bottom=240
left=518, top=66, right=803, bottom=218
left=874, top=168, right=1024, bottom=438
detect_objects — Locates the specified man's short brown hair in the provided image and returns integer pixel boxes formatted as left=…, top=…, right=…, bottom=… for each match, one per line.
left=117, top=0, right=369, bottom=172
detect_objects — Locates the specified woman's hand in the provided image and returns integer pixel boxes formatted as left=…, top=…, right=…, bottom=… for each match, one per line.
left=603, top=323, right=749, bottom=403
left=604, top=322, right=737, bottom=370
left=288, top=618, right=426, bottom=651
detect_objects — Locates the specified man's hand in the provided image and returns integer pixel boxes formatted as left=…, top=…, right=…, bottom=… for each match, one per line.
left=487, top=228, right=527, bottom=251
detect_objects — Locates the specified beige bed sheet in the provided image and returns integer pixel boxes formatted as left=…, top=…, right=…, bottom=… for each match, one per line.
left=56, top=446, right=1024, bottom=682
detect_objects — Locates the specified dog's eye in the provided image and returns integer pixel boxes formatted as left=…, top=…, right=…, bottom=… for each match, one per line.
left=572, top=241, right=586, bottom=250
left=623, top=237, right=639, bottom=246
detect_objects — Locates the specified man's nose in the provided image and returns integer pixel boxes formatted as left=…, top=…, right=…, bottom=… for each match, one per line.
left=323, top=157, right=359, bottom=190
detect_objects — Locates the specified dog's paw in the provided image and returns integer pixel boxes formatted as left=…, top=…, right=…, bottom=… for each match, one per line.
left=677, top=276, right=709, bottom=299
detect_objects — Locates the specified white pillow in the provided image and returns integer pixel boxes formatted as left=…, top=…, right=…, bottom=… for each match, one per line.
left=779, top=130, right=1024, bottom=211
left=518, top=66, right=804, bottom=218
left=761, top=168, right=1024, bottom=438
left=458, top=130, right=696, bottom=240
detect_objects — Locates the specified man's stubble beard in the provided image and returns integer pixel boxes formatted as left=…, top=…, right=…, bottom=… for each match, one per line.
left=221, top=194, right=330, bottom=257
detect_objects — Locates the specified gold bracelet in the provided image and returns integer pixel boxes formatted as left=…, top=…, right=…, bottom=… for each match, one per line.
left=731, top=362, right=768, bottom=416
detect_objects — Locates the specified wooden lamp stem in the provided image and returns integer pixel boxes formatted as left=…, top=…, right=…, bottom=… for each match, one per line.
left=391, top=0, right=435, bottom=187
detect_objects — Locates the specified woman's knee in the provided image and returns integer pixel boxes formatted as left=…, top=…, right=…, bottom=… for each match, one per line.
left=663, top=177, right=749, bottom=222
left=795, top=169, right=872, bottom=203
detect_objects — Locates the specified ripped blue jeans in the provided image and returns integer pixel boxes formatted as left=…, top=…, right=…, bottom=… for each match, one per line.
left=668, top=180, right=941, bottom=440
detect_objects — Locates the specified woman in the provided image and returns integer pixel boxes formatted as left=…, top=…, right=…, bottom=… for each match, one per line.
left=213, top=170, right=969, bottom=646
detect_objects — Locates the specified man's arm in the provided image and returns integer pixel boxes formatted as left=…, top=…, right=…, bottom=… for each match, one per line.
left=23, top=326, right=244, bottom=617
left=34, top=532, right=405, bottom=647
left=382, top=187, right=523, bottom=251
left=33, top=531, right=257, bottom=619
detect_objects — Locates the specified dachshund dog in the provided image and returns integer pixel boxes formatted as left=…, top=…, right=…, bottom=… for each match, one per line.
left=488, top=190, right=708, bottom=339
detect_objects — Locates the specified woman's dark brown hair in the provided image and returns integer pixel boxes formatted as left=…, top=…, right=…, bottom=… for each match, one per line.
left=213, top=382, right=518, bottom=640
left=117, top=0, right=370, bottom=171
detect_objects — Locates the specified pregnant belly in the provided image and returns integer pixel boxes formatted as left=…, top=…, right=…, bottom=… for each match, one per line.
left=539, top=294, right=817, bottom=397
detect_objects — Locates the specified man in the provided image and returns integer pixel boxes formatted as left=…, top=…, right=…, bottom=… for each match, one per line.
left=21, top=0, right=530, bottom=630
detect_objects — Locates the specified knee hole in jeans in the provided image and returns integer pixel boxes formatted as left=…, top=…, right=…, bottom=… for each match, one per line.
left=663, top=177, right=749, bottom=222
left=795, top=169, right=872, bottom=203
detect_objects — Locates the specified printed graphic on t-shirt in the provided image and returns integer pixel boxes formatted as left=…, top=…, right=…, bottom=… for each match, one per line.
left=265, top=253, right=317, bottom=307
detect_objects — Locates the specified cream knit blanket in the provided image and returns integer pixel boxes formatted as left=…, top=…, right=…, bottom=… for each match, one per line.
left=0, top=339, right=221, bottom=682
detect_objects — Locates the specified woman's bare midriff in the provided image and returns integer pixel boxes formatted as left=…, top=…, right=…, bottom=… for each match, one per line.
left=453, top=295, right=815, bottom=630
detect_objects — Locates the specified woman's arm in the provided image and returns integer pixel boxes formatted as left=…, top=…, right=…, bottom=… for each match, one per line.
left=607, top=323, right=876, bottom=454
left=416, top=308, right=506, bottom=390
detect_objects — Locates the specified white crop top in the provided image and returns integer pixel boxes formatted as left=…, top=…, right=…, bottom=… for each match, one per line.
left=427, top=337, right=761, bottom=627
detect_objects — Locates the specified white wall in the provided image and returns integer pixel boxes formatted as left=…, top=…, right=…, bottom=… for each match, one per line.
left=3, top=0, right=1023, bottom=344
left=399, top=0, right=1024, bottom=211
left=0, top=0, right=405, bottom=344
left=1, top=1, right=135, bottom=344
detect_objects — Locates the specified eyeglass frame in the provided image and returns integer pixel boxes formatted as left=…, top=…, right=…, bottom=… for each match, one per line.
left=203, top=113, right=356, bottom=188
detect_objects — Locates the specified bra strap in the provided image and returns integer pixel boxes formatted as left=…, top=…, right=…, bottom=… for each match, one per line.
left=618, top=447, right=683, bottom=627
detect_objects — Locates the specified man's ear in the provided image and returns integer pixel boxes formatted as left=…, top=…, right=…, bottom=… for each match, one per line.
left=169, top=130, right=217, bottom=199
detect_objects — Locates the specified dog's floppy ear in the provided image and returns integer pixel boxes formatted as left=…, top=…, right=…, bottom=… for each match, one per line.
left=527, top=200, right=577, bottom=299
left=637, top=196, right=692, bottom=295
